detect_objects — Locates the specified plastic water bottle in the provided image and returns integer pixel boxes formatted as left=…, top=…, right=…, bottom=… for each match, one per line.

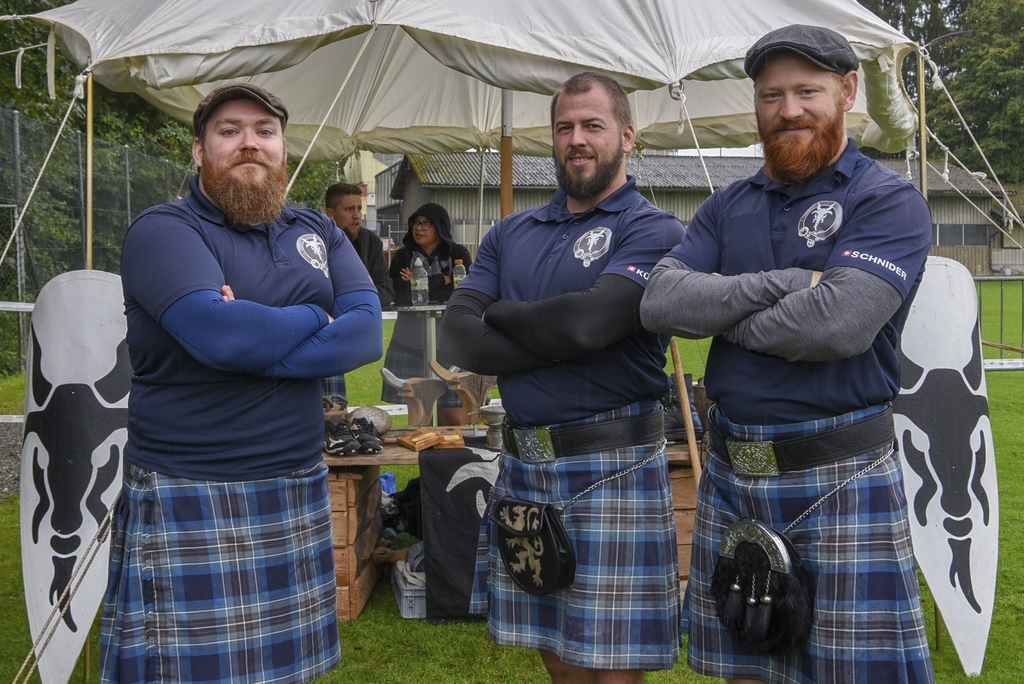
left=411, top=255, right=429, bottom=305
left=452, top=259, right=466, bottom=287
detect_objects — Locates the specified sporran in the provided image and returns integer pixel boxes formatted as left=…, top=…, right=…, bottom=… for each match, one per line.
left=490, top=445, right=662, bottom=596
left=710, top=447, right=893, bottom=653
left=490, top=497, right=576, bottom=595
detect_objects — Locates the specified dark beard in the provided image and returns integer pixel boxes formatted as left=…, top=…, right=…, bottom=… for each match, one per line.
left=200, top=151, right=288, bottom=228
left=554, top=144, right=624, bottom=200
left=758, top=97, right=846, bottom=184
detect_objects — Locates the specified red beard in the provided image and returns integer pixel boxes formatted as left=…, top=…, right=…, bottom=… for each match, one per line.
left=759, top=97, right=846, bottom=184
left=200, top=150, right=288, bottom=227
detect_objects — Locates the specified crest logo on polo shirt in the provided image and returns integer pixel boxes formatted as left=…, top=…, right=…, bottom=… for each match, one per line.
left=573, top=227, right=612, bottom=267
left=797, top=201, right=843, bottom=248
left=296, top=234, right=330, bottom=278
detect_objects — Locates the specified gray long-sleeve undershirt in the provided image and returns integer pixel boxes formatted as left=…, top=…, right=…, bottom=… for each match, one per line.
left=639, top=256, right=903, bottom=362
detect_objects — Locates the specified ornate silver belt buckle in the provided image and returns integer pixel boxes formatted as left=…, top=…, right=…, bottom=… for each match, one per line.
left=512, top=428, right=557, bottom=463
left=726, top=439, right=780, bottom=476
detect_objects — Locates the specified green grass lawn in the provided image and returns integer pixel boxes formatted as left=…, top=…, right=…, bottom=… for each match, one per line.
left=1, top=331, right=1021, bottom=682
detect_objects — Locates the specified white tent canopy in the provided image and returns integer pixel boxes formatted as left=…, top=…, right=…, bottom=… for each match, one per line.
left=31, top=0, right=920, bottom=160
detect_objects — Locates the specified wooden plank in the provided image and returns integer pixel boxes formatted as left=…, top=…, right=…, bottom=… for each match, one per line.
left=665, top=442, right=691, bottom=465
left=677, top=543, right=692, bottom=579
left=352, top=466, right=380, bottom=505
left=328, top=478, right=356, bottom=512
left=335, top=516, right=383, bottom=590
left=335, top=585, right=351, bottom=621
left=675, top=508, right=695, bottom=538
left=331, top=470, right=382, bottom=548
left=334, top=545, right=356, bottom=586
left=324, top=448, right=421, bottom=467
left=669, top=471, right=697, bottom=510
left=341, top=558, right=382, bottom=621
left=332, top=509, right=354, bottom=548
left=355, top=513, right=383, bottom=579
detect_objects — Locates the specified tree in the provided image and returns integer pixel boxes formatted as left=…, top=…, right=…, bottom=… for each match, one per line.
left=927, top=0, right=1024, bottom=184
left=2, top=1, right=194, bottom=166
left=855, top=1, right=970, bottom=110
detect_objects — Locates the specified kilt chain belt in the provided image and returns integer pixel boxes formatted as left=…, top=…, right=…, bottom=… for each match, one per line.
left=708, top=407, right=896, bottom=476
left=502, top=410, right=665, bottom=463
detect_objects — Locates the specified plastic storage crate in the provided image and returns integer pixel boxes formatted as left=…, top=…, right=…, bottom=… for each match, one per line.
left=391, top=562, right=426, bottom=619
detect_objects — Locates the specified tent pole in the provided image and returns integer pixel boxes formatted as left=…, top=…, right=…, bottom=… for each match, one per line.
left=917, top=51, right=928, bottom=203
left=86, top=72, right=94, bottom=270
left=500, top=90, right=513, bottom=218
left=477, top=150, right=485, bottom=253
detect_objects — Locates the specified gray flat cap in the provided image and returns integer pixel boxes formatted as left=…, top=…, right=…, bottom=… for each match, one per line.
left=744, top=25, right=859, bottom=80
left=193, top=82, right=289, bottom=137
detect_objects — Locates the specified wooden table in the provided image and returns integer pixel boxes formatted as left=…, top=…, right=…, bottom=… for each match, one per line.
left=323, top=429, right=700, bottom=620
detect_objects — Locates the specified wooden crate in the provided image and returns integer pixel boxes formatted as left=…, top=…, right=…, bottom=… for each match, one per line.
left=668, top=465, right=698, bottom=581
left=327, top=465, right=383, bottom=620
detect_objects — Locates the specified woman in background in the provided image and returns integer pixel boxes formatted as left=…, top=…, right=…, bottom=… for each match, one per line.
left=383, top=202, right=472, bottom=425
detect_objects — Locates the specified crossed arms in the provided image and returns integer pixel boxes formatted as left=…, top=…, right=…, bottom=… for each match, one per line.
left=439, top=273, right=643, bottom=375
left=639, top=257, right=902, bottom=362
left=162, top=287, right=382, bottom=378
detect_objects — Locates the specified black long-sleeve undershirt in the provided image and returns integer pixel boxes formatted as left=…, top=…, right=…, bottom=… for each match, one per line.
left=439, top=273, right=645, bottom=374
left=438, top=288, right=551, bottom=375
left=483, top=274, right=644, bottom=361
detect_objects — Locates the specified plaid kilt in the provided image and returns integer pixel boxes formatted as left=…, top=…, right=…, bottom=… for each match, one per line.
left=380, top=342, right=461, bottom=407
left=99, top=461, right=340, bottom=684
left=687, top=407, right=934, bottom=684
left=470, top=403, right=681, bottom=671
left=321, top=375, right=347, bottom=399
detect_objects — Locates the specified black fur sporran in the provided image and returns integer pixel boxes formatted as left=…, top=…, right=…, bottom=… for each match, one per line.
left=710, top=519, right=814, bottom=654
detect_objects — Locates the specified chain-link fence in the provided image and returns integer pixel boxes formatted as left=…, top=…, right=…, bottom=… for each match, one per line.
left=0, top=108, right=191, bottom=373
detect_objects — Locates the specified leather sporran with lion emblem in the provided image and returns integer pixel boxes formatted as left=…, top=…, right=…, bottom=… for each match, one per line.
left=490, top=496, right=576, bottom=596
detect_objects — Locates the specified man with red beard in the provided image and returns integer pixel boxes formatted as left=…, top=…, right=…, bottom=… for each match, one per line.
left=440, top=72, right=684, bottom=682
left=640, top=26, right=934, bottom=684
left=101, top=83, right=382, bottom=684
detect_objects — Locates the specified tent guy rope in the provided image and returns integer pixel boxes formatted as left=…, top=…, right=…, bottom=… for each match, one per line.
left=12, top=491, right=121, bottom=684
left=0, top=72, right=87, bottom=273
left=285, top=24, right=378, bottom=196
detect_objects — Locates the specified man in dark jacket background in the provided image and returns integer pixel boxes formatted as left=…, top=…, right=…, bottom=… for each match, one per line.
left=322, top=183, right=394, bottom=400
left=325, top=183, right=393, bottom=308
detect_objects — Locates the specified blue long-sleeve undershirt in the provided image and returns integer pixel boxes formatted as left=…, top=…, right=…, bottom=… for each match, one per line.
left=264, top=289, right=382, bottom=378
left=161, top=289, right=382, bottom=377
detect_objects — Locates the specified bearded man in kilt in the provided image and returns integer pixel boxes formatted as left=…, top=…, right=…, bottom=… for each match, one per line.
left=641, top=25, right=935, bottom=684
left=101, top=83, right=382, bottom=684
left=440, top=72, right=685, bottom=683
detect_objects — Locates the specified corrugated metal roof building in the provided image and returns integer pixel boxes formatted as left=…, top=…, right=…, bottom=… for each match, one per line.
left=375, top=152, right=1014, bottom=273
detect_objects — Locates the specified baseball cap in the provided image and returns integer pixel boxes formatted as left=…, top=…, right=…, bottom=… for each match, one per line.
left=192, top=82, right=289, bottom=136
left=744, top=25, right=859, bottom=80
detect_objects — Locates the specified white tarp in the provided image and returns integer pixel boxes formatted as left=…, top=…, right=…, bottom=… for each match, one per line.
left=31, top=0, right=920, bottom=159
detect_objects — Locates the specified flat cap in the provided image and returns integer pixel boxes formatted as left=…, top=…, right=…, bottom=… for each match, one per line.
left=744, top=25, right=859, bottom=80
left=192, top=82, right=289, bottom=136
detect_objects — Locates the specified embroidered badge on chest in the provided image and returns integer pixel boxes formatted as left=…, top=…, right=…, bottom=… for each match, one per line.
left=573, top=227, right=612, bottom=267
left=296, top=234, right=330, bottom=278
left=796, top=200, right=843, bottom=248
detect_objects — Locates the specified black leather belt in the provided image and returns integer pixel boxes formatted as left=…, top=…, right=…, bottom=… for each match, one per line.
left=707, top=407, right=895, bottom=476
left=502, top=410, right=665, bottom=463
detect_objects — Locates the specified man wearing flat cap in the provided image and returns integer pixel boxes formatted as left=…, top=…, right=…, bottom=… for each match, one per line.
left=641, top=25, right=935, bottom=683
left=100, top=82, right=382, bottom=684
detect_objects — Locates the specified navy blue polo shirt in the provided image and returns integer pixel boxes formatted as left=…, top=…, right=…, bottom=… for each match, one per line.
left=121, top=176, right=375, bottom=481
left=667, top=140, right=932, bottom=424
left=463, top=177, right=685, bottom=427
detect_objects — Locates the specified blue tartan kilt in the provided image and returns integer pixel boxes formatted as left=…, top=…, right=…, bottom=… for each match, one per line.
left=687, top=415, right=935, bottom=684
left=380, top=342, right=461, bottom=407
left=470, top=404, right=681, bottom=671
left=99, top=461, right=340, bottom=684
